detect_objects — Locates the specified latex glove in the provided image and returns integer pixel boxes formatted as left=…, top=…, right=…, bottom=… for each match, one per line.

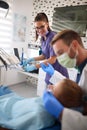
left=23, top=58, right=35, bottom=66
left=40, top=63, right=54, bottom=76
left=43, top=90, right=64, bottom=119
left=24, top=64, right=37, bottom=72
left=0, top=86, right=13, bottom=96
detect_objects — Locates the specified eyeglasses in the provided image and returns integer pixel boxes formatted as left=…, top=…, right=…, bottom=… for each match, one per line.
left=35, top=24, right=45, bottom=30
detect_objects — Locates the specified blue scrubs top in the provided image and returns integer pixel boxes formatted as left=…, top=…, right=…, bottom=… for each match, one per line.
left=41, top=30, right=69, bottom=84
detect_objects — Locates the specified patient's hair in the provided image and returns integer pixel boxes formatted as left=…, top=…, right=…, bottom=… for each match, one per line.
left=53, top=79, right=83, bottom=108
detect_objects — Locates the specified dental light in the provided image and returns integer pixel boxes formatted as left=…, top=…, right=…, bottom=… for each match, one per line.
left=0, top=0, right=9, bottom=17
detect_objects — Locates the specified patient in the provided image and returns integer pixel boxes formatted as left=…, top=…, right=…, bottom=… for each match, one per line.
left=0, top=79, right=86, bottom=130
left=44, top=78, right=87, bottom=115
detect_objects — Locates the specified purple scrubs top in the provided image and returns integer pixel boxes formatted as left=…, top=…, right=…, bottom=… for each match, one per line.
left=41, top=30, right=69, bottom=84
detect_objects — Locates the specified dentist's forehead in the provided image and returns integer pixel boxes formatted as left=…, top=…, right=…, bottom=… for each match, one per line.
left=53, top=40, right=69, bottom=55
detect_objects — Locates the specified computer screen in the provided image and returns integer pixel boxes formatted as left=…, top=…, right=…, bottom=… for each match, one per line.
left=14, top=48, right=20, bottom=60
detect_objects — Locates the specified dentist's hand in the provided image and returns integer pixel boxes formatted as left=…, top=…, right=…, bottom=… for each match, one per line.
left=24, top=64, right=37, bottom=72
left=43, top=90, right=64, bottom=119
left=23, top=58, right=35, bottom=66
left=40, top=63, right=54, bottom=76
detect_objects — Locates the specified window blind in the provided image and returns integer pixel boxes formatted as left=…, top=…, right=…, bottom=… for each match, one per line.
left=0, top=0, right=13, bottom=53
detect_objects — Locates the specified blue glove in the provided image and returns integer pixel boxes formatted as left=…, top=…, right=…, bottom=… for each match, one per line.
left=0, top=86, right=13, bottom=96
left=42, top=90, right=64, bottom=119
left=24, top=64, right=37, bottom=72
left=40, top=63, right=54, bottom=76
left=23, top=58, right=35, bottom=66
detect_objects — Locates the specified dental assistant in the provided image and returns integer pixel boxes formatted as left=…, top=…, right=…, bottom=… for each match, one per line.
left=23, top=13, right=68, bottom=85
left=41, top=30, right=87, bottom=130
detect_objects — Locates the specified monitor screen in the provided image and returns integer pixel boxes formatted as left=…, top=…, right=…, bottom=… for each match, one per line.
left=14, top=48, right=20, bottom=60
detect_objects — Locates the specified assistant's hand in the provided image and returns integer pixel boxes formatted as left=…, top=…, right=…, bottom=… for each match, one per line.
left=24, top=64, right=37, bottom=72
left=23, top=58, right=35, bottom=66
left=40, top=63, right=54, bottom=76
left=43, top=90, right=64, bottom=119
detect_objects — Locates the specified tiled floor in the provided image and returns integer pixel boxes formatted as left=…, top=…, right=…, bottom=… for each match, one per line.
left=9, top=82, right=38, bottom=98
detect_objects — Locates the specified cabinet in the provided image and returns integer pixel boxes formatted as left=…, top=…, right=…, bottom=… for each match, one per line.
left=37, top=68, right=46, bottom=96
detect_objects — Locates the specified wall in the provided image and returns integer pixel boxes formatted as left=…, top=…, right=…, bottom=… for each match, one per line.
left=29, top=0, right=87, bottom=48
left=11, top=0, right=87, bottom=54
left=12, top=0, right=34, bottom=57
left=3, top=0, right=34, bottom=86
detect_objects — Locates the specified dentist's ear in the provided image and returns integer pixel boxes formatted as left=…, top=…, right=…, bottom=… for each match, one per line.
left=69, top=40, right=78, bottom=58
left=71, top=40, right=79, bottom=50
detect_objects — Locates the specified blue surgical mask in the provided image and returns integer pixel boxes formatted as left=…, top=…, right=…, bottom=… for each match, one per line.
left=57, top=53, right=76, bottom=68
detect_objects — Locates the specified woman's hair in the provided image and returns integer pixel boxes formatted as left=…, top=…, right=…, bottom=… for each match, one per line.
left=34, top=12, right=51, bottom=40
left=34, top=12, right=49, bottom=23
left=51, top=30, right=84, bottom=48
left=54, top=79, right=83, bottom=108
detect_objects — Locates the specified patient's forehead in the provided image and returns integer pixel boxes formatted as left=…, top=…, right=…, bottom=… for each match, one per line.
left=55, top=80, right=65, bottom=88
left=53, top=80, right=65, bottom=96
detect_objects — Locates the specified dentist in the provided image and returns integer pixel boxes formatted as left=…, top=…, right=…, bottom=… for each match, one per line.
left=41, top=30, right=87, bottom=130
